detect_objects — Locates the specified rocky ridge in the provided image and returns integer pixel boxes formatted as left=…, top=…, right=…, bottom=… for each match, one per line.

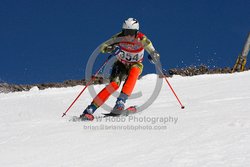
left=1, top=66, right=248, bottom=93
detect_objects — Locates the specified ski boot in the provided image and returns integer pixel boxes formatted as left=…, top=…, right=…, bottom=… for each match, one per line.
left=79, top=104, right=97, bottom=121
left=111, top=93, right=128, bottom=115
left=113, top=98, right=125, bottom=110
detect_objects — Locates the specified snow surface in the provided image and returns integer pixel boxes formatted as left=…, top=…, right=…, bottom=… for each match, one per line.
left=1, top=72, right=250, bottom=167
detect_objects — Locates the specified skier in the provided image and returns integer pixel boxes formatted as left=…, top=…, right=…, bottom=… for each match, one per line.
left=80, top=18, right=160, bottom=121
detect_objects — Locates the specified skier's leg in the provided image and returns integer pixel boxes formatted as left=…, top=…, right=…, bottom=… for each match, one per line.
left=113, top=63, right=143, bottom=111
left=80, top=61, right=126, bottom=120
left=80, top=81, right=119, bottom=121
left=121, top=63, right=143, bottom=96
left=93, top=61, right=126, bottom=107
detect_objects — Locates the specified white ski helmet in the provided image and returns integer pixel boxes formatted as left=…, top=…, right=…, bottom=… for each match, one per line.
left=122, top=18, right=139, bottom=30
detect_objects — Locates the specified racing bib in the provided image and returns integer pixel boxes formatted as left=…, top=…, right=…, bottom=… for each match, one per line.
left=116, top=41, right=144, bottom=64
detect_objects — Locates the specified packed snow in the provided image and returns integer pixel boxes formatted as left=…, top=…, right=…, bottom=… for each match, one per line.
left=1, top=71, right=250, bottom=167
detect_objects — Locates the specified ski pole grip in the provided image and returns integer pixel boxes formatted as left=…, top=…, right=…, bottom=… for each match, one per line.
left=112, top=46, right=121, bottom=56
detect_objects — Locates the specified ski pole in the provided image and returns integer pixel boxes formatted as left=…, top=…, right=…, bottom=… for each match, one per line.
left=61, top=55, right=113, bottom=117
left=156, top=63, right=185, bottom=109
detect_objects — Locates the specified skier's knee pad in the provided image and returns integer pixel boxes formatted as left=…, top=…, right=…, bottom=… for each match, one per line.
left=107, top=81, right=119, bottom=93
left=93, top=81, right=119, bottom=107
left=131, top=63, right=143, bottom=74
left=111, top=77, right=121, bottom=87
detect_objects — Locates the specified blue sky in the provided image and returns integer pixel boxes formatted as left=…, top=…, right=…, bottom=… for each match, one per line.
left=0, top=0, right=249, bottom=84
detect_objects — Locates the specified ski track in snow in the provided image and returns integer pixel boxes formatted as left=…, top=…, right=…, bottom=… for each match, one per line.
left=0, top=72, right=250, bottom=167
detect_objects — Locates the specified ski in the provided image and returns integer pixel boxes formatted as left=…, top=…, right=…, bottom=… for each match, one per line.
left=69, top=106, right=138, bottom=121
left=102, top=106, right=137, bottom=117
left=69, top=115, right=94, bottom=122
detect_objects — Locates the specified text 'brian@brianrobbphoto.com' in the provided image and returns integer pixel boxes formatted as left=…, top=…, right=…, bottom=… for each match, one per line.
left=82, top=115, right=178, bottom=131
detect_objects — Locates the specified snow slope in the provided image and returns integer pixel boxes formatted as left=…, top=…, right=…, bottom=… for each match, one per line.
left=0, top=72, right=250, bottom=167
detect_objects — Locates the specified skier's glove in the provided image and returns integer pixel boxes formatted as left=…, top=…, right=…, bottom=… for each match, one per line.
left=148, top=51, right=160, bottom=64
left=100, top=44, right=114, bottom=54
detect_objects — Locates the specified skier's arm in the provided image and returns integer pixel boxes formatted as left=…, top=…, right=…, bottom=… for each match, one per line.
left=99, top=32, right=121, bottom=54
left=141, top=36, right=160, bottom=64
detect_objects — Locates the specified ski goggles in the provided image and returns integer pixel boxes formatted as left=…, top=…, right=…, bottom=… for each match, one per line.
left=122, top=29, right=138, bottom=36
